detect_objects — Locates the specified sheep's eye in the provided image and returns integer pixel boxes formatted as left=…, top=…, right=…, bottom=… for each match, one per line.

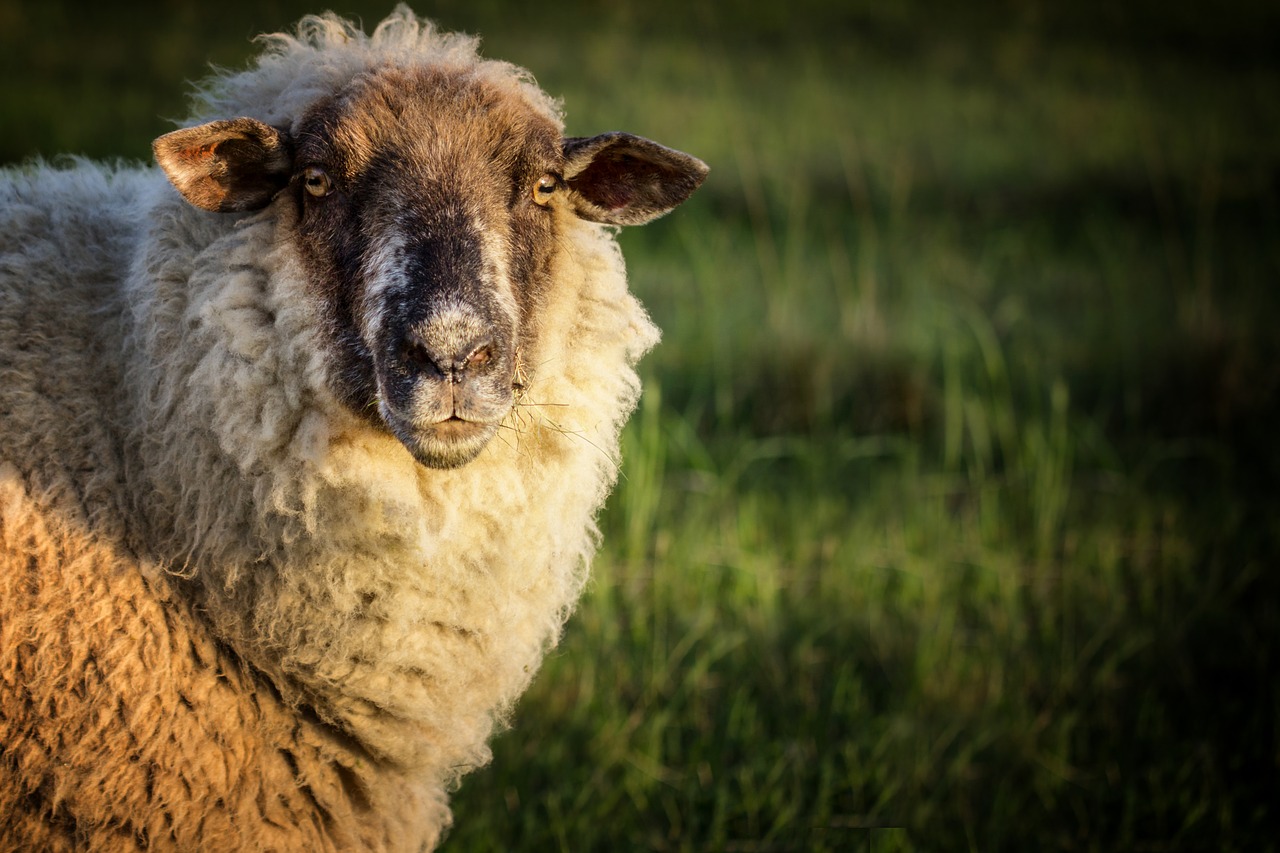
left=532, top=174, right=557, bottom=206
left=303, top=166, right=332, bottom=198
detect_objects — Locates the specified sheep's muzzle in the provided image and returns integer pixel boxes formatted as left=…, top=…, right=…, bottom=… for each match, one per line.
left=375, top=299, right=517, bottom=469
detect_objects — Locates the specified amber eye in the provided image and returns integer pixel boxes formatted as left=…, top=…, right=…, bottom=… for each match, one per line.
left=532, top=174, right=557, bottom=206
left=303, top=166, right=332, bottom=198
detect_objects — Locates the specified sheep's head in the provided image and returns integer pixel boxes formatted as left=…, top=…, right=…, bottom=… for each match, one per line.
left=154, top=64, right=707, bottom=468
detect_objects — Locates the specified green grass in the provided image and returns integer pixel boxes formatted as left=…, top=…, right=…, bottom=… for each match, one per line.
left=5, top=1, right=1279, bottom=849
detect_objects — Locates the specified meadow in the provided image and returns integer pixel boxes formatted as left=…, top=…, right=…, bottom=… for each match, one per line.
left=3, top=0, right=1278, bottom=849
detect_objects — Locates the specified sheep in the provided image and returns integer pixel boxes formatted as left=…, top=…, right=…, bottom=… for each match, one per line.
left=0, top=6, right=707, bottom=850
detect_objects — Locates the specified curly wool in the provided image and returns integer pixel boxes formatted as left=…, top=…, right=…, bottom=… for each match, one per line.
left=192, top=9, right=563, bottom=132
left=0, top=7, right=658, bottom=850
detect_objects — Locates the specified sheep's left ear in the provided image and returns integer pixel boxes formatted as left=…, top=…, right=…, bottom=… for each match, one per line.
left=563, top=133, right=709, bottom=226
left=153, top=118, right=293, bottom=213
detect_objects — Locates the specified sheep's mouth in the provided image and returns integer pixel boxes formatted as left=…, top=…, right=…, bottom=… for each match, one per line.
left=380, top=405, right=503, bottom=469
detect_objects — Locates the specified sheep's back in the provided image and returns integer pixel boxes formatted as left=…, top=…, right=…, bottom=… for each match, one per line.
left=0, top=163, right=147, bottom=526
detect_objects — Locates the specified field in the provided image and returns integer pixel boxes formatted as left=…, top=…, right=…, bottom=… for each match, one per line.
left=4, top=0, right=1279, bottom=849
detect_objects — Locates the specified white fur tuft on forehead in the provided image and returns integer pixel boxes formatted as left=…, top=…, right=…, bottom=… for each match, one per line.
left=185, top=3, right=564, bottom=131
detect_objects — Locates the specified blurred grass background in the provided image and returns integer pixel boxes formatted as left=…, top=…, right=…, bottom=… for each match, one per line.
left=4, top=0, right=1279, bottom=849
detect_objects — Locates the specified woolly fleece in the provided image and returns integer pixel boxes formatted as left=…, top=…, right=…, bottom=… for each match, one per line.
left=0, top=8, right=660, bottom=850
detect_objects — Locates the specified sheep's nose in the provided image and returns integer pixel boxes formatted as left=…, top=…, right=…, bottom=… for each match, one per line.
left=400, top=329, right=494, bottom=383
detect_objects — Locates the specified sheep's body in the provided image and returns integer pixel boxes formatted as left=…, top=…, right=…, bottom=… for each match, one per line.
left=0, top=8, right=703, bottom=850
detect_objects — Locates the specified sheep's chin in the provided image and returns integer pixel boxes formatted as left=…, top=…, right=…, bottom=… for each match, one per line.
left=379, top=406, right=501, bottom=469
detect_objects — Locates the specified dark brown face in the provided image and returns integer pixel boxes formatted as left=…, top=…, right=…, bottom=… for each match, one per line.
left=153, top=63, right=710, bottom=470
left=288, top=67, right=563, bottom=468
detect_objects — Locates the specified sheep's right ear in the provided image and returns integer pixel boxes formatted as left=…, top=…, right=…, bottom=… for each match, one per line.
left=153, top=118, right=293, bottom=213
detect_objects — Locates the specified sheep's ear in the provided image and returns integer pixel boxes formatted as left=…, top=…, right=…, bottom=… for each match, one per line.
left=562, top=132, right=709, bottom=226
left=153, top=118, right=293, bottom=213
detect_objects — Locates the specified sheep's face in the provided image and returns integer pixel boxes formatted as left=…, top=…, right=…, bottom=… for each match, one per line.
left=288, top=67, right=561, bottom=469
left=154, top=64, right=708, bottom=469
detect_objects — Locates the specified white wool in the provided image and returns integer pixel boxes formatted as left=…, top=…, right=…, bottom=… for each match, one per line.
left=189, top=6, right=563, bottom=133
left=118, top=174, right=658, bottom=771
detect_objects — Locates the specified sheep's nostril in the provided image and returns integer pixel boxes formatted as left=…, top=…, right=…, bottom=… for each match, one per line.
left=401, top=337, right=443, bottom=378
left=399, top=330, right=496, bottom=382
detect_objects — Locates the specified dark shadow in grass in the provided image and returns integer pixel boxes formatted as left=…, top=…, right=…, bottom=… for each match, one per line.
left=446, top=598, right=917, bottom=852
